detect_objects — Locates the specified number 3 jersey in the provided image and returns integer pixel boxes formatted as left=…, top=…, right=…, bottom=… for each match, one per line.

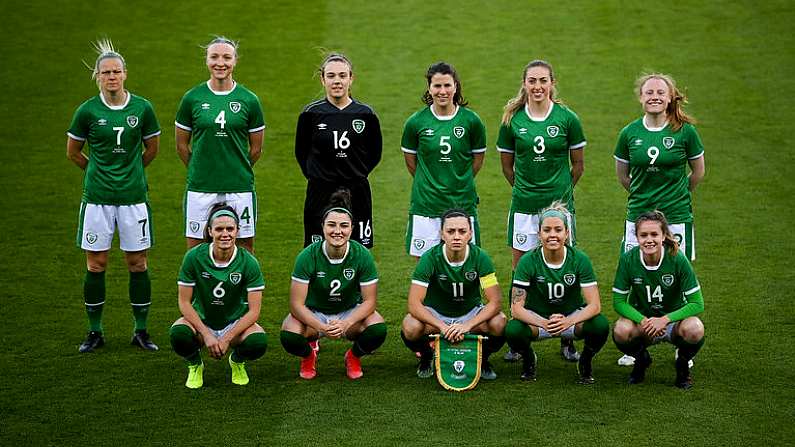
left=177, top=243, right=265, bottom=330
left=295, top=98, right=382, bottom=183
left=613, top=118, right=704, bottom=223
left=291, top=240, right=378, bottom=314
left=612, top=246, right=700, bottom=320
left=67, top=93, right=161, bottom=205
left=412, top=243, right=496, bottom=318
left=175, top=82, right=265, bottom=193
left=401, top=106, right=487, bottom=217
left=497, top=103, right=586, bottom=214
left=512, top=246, right=597, bottom=318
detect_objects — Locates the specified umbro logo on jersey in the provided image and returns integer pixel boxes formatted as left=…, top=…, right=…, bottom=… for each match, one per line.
left=424, top=129, right=434, bottom=136
left=229, top=272, right=242, bottom=284
left=547, top=126, right=560, bottom=137
left=229, top=102, right=241, bottom=113
left=465, top=271, right=477, bottom=281
left=536, top=276, right=545, bottom=282
left=126, top=115, right=138, bottom=128
left=317, top=271, right=326, bottom=278
left=439, top=274, right=447, bottom=281
left=343, top=268, right=355, bottom=280
left=634, top=139, right=643, bottom=146
left=352, top=119, right=365, bottom=134
left=663, top=137, right=675, bottom=149
left=201, top=272, right=211, bottom=279
left=563, top=273, right=576, bottom=286
left=97, top=119, right=107, bottom=126
left=453, top=126, right=465, bottom=138
left=317, top=123, right=327, bottom=130
left=201, top=103, right=210, bottom=110
left=633, top=278, right=643, bottom=284
left=519, top=128, right=527, bottom=134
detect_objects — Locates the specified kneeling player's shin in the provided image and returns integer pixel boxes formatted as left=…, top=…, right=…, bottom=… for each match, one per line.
left=504, top=319, right=532, bottom=353
left=483, top=335, right=505, bottom=360
left=232, top=332, right=268, bottom=362
left=169, top=324, right=201, bottom=365
left=400, top=331, right=433, bottom=358
left=280, top=330, right=312, bottom=357
left=581, top=314, right=609, bottom=353
left=352, top=322, right=387, bottom=357
left=673, top=335, right=704, bottom=362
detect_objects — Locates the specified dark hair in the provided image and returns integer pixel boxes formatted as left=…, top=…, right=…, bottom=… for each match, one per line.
left=634, top=210, right=679, bottom=255
left=422, top=61, right=468, bottom=107
left=321, top=188, right=353, bottom=224
left=441, top=208, right=471, bottom=230
left=205, top=203, right=239, bottom=242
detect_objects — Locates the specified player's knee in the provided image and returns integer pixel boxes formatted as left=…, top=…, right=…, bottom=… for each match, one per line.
left=238, top=332, right=268, bottom=360
left=612, top=319, right=635, bottom=343
left=86, top=253, right=108, bottom=272
left=504, top=319, right=527, bottom=343
left=488, top=312, right=508, bottom=334
left=125, top=253, right=147, bottom=272
left=679, top=317, right=704, bottom=343
left=401, top=314, right=423, bottom=339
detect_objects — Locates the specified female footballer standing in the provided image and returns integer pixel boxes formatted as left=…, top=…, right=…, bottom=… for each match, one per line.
left=504, top=203, right=609, bottom=384
left=612, top=211, right=705, bottom=389
left=614, top=73, right=705, bottom=366
left=295, top=53, right=382, bottom=248
left=176, top=36, right=265, bottom=253
left=279, top=189, right=387, bottom=380
left=67, top=39, right=160, bottom=353
left=169, top=205, right=268, bottom=389
left=401, top=62, right=487, bottom=258
left=497, top=60, right=586, bottom=362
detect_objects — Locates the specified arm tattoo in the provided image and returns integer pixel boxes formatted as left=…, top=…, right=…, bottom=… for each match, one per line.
left=511, top=287, right=526, bottom=304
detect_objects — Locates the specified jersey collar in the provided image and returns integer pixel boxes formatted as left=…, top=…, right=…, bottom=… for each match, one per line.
left=642, top=115, right=669, bottom=132
left=443, top=243, right=469, bottom=267
left=322, top=240, right=350, bottom=264
left=640, top=247, right=664, bottom=271
left=209, top=243, right=238, bottom=268
left=430, top=104, right=459, bottom=121
left=524, top=102, right=554, bottom=122
left=542, top=246, right=567, bottom=269
left=99, top=90, right=130, bottom=110
left=206, top=80, right=237, bottom=96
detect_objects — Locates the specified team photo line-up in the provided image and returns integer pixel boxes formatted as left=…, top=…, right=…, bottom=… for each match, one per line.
left=67, top=37, right=706, bottom=389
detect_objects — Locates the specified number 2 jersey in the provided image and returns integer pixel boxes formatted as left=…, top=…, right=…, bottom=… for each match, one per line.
left=175, top=81, right=265, bottom=193
left=291, top=240, right=378, bottom=314
left=67, top=93, right=161, bottom=205
left=177, top=243, right=265, bottom=330
left=613, top=118, right=704, bottom=223
left=512, top=246, right=597, bottom=318
left=612, top=246, right=702, bottom=322
left=401, top=105, right=487, bottom=217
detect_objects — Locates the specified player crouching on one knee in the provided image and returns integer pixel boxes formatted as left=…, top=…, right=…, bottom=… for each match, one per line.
left=504, top=203, right=609, bottom=384
left=169, top=205, right=268, bottom=389
left=279, top=189, right=387, bottom=380
left=401, top=209, right=507, bottom=380
left=612, top=211, right=705, bottom=389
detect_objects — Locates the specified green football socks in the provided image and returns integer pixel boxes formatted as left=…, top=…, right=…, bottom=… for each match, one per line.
left=169, top=324, right=202, bottom=365
left=280, top=330, right=312, bottom=357
left=231, top=332, right=268, bottom=363
left=84, top=270, right=106, bottom=332
left=352, top=322, right=387, bottom=357
left=129, top=270, right=151, bottom=331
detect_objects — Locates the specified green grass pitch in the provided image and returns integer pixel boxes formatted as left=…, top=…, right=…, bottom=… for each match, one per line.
left=1, top=1, right=793, bottom=445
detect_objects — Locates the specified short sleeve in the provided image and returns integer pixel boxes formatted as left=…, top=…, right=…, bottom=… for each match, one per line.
left=245, top=253, right=265, bottom=291
left=476, top=248, right=496, bottom=277
left=577, top=251, right=597, bottom=287
left=67, top=104, right=89, bottom=141
left=177, top=251, right=196, bottom=286
left=676, top=252, right=701, bottom=295
left=291, top=247, right=314, bottom=284
left=684, top=124, right=704, bottom=159
left=411, top=251, right=434, bottom=286
left=400, top=115, right=418, bottom=154
left=141, top=100, right=161, bottom=140
left=566, top=110, right=586, bottom=149
left=469, top=112, right=487, bottom=153
left=175, top=93, right=193, bottom=132
left=612, top=252, right=632, bottom=294
left=358, top=248, right=379, bottom=285
left=512, top=253, right=533, bottom=288
left=247, top=95, right=265, bottom=133
left=496, top=122, right=515, bottom=153
left=613, top=125, right=630, bottom=163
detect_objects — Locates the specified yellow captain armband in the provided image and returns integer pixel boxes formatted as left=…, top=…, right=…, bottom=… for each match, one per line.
left=479, top=273, right=498, bottom=290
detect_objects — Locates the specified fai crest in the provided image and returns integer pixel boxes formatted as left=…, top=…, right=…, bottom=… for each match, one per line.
left=352, top=119, right=365, bottom=134
left=661, top=274, right=675, bottom=287
left=563, top=273, right=576, bottom=286
left=413, top=239, right=425, bottom=250
left=126, top=115, right=139, bottom=128
left=453, top=126, right=465, bottom=138
left=465, top=271, right=477, bottom=281
left=229, top=272, right=242, bottom=285
left=453, top=360, right=465, bottom=374
left=343, top=268, right=355, bottom=280
left=85, top=232, right=98, bottom=245
left=311, top=234, right=322, bottom=243
left=189, top=221, right=200, bottom=234
left=229, top=102, right=241, bottom=113
left=515, top=233, right=528, bottom=245
left=547, top=126, right=559, bottom=137
left=662, top=137, right=675, bottom=149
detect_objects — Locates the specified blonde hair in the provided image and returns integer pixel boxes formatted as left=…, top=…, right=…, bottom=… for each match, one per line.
left=636, top=73, right=695, bottom=132
left=203, top=36, right=239, bottom=59
left=634, top=210, right=680, bottom=256
left=501, top=60, right=560, bottom=125
left=84, top=38, right=126, bottom=88
left=538, top=201, right=571, bottom=245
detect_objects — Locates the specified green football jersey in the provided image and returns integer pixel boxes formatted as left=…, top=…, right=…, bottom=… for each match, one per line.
left=496, top=103, right=586, bottom=213
left=292, top=240, right=378, bottom=314
left=401, top=106, right=487, bottom=216
left=614, top=118, right=704, bottom=223
left=512, top=246, right=597, bottom=318
left=412, top=243, right=495, bottom=317
left=177, top=243, right=265, bottom=330
left=67, top=93, right=160, bottom=205
left=175, top=82, right=265, bottom=193
left=612, top=246, right=700, bottom=319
